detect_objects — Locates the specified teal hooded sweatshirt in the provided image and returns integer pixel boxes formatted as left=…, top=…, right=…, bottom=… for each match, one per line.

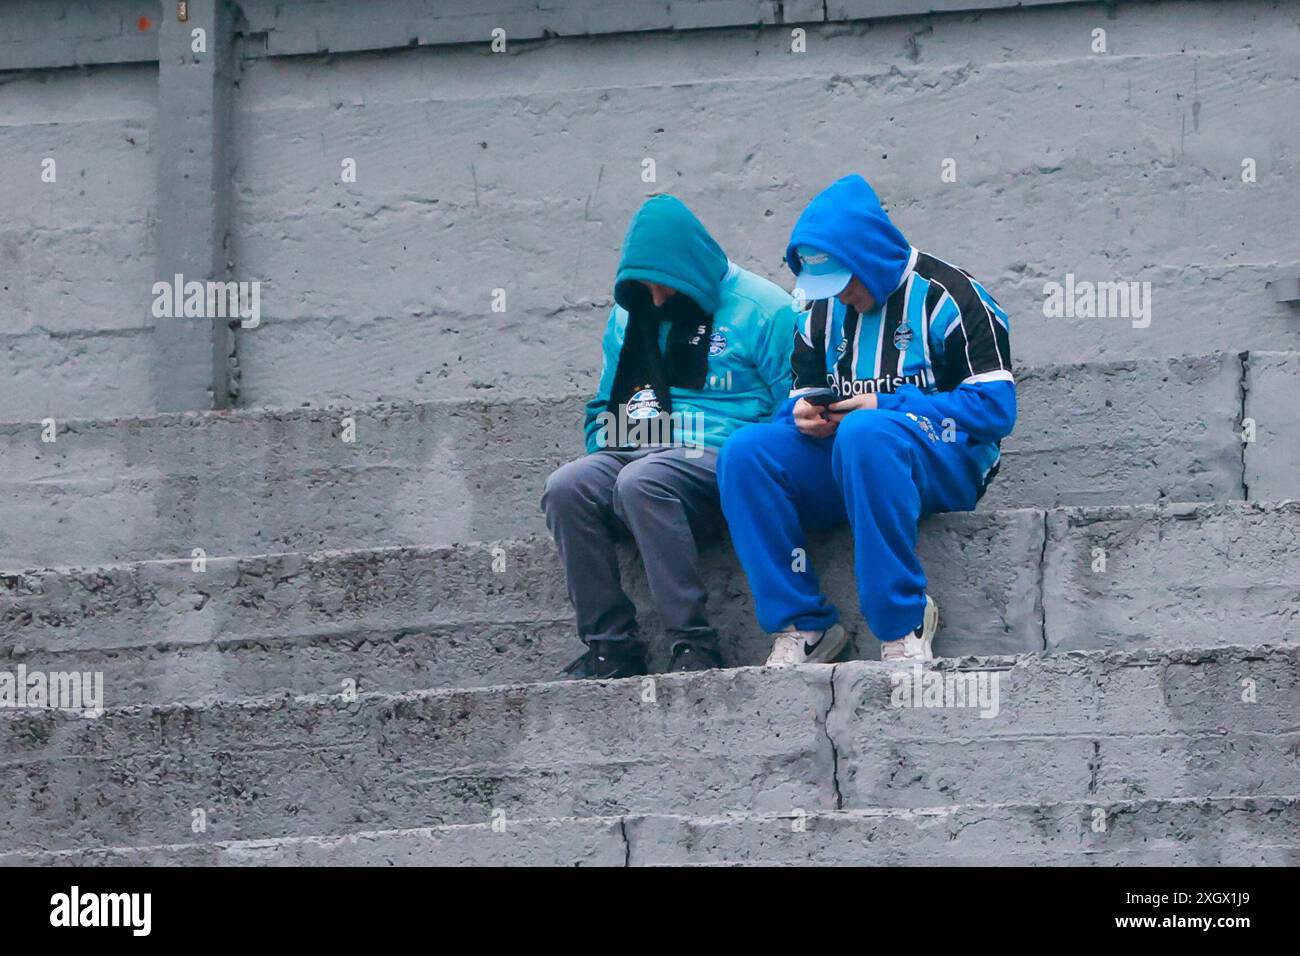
left=583, top=196, right=799, bottom=453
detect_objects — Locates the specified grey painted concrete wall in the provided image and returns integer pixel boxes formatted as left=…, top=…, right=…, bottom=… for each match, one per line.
left=2, top=0, right=1297, bottom=416
left=0, top=61, right=158, bottom=418
left=0, top=0, right=159, bottom=71
left=230, top=0, right=1300, bottom=409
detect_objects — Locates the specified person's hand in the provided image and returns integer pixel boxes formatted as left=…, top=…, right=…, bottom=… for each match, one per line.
left=793, top=397, right=837, bottom=438
left=826, top=393, right=877, bottom=424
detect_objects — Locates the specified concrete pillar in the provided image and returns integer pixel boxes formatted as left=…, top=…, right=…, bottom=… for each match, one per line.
left=152, top=0, right=236, bottom=410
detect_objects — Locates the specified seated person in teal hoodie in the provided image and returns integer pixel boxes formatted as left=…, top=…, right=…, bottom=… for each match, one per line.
left=543, top=195, right=799, bottom=679
left=718, top=175, right=1017, bottom=666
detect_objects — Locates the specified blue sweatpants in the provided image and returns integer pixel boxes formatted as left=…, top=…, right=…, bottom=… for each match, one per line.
left=717, top=409, right=987, bottom=642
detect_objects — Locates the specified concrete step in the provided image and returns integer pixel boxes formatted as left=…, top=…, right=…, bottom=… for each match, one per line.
left=2, top=644, right=1296, bottom=854
left=2, top=351, right=1291, bottom=570
left=4, top=500, right=1298, bottom=708
left=4, top=795, right=1296, bottom=866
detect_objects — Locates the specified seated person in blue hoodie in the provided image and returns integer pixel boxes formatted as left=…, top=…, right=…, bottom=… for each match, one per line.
left=543, top=195, right=799, bottom=679
left=718, top=175, right=1016, bottom=666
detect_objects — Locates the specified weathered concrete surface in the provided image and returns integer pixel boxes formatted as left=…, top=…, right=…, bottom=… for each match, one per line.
left=0, top=0, right=159, bottom=71
left=8, top=499, right=1299, bottom=708
left=0, top=818, right=627, bottom=867
left=0, top=0, right=1101, bottom=70
left=829, top=645, right=1300, bottom=811
left=1244, top=351, right=1300, bottom=503
left=1, top=644, right=1294, bottom=853
left=233, top=0, right=1101, bottom=59
left=0, top=663, right=836, bottom=852
left=7, top=796, right=1296, bottom=866
left=981, top=353, right=1245, bottom=508
left=3, top=1, right=1294, bottom=416
left=0, top=61, right=159, bottom=419
left=630, top=797, right=1300, bottom=866
left=0, top=398, right=575, bottom=569
left=152, top=0, right=238, bottom=410
left=1043, top=501, right=1300, bottom=652
left=229, top=0, right=1300, bottom=408
left=0, top=353, right=1278, bottom=570
left=0, top=508, right=1043, bottom=706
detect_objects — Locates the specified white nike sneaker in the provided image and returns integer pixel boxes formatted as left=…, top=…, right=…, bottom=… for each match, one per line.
left=766, top=623, right=848, bottom=667
left=879, top=595, right=939, bottom=664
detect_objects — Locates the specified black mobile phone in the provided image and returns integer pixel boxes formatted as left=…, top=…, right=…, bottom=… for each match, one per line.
left=800, top=388, right=841, bottom=407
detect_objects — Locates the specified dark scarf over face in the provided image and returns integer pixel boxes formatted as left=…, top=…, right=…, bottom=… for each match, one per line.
left=606, top=283, right=713, bottom=444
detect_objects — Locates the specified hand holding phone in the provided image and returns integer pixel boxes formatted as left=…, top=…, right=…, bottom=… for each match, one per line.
left=799, top=388, right=841, bottom=407
left=793, top=389, right=839, bottom=438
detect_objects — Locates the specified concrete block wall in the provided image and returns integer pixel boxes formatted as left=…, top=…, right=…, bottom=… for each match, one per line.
left=0, top=61, right=159, bottom=418
left=229, top=0, right=1300, bottom=408
left=0, top=351, right=1276, bottom=572
left=3, top=0, right=1298, bottom=415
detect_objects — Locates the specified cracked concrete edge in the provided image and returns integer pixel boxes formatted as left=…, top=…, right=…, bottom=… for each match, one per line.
left=4, top=794, right=1296, bottom=867
left=1244, top=351, right=1300, bottom=502
left=3, top=645, right=1296, bottom=853
left=3, top=641, right=1292, bottom=751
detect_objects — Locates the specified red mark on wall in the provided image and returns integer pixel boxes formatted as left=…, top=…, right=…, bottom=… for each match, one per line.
left=136, top=15, right=153, bottom=32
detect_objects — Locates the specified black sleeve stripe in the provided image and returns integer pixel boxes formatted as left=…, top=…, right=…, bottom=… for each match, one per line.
left=923, top=280, right=946, bottom=326
left=837, top=305, right=861, bottom=385
left=790, top=298, right=828, bottom=392
left=879, top=290, right=905, bottom=379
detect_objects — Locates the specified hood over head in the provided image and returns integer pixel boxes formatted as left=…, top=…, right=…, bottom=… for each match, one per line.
left=785, top=174, right=912, bottom=306
left=614, top=195, right=728, bottom=316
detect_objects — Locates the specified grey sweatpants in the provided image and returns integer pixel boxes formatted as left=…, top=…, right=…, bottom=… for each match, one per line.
left=541, top=446, right=723, bottom=650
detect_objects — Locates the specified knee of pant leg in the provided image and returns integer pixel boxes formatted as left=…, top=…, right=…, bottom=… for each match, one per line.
left=542, top=459, right=592, bottom=515
left=611, top=459, right=666, bottom=513
left=717, top=422, right=777, bottom=480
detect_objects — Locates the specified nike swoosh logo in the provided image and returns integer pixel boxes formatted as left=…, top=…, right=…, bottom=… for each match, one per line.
left=803, top=633, right=825, bottom=656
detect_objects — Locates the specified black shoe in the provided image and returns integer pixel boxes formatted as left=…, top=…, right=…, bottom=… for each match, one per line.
left=560, top=640, right=647, bottom=681
left=667, top=640, right=725, bottom=673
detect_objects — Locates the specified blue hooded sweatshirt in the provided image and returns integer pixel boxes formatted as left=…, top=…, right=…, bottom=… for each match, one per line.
left=784, top=175, right=1016, bottom=483
left=582, top=196, right=800, bottom=453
